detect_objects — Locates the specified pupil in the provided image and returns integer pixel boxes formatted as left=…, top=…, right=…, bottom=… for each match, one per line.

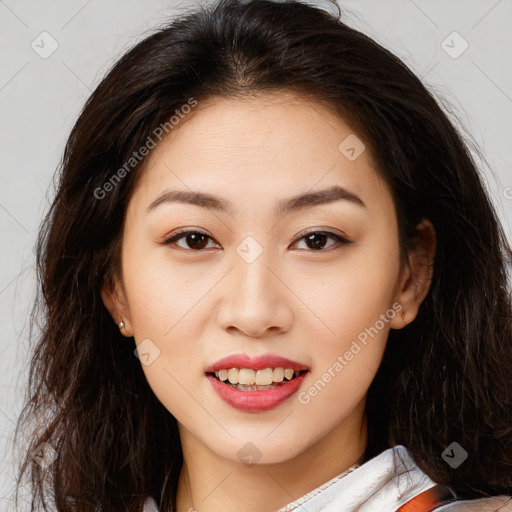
left=188, top=233, right=208, bottom=250
left=306, top=233, right=327, bottom=250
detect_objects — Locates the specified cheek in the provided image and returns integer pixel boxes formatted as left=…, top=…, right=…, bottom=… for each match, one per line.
left=122, top=242, right=203, bottom=337
left=120, top=246, right=216, bottom=417
left=296, top=293, right=392, bottom=435
left=298, top=244, right=400, bottom=345
left=294, top=239, right=399, bottom=408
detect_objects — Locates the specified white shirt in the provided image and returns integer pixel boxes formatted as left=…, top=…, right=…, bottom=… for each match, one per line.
left=142, top=445, right=512, bottom=511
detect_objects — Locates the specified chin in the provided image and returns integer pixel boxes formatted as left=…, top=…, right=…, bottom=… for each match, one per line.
left=207, top=434, right=308, bottom=466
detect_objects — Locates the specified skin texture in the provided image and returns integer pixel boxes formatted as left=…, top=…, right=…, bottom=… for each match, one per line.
left=101, top=92, right=436, bottom=512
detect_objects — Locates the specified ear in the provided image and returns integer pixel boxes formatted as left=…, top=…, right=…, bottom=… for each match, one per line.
left=100, top=273, right=134, bottom=337
left=390, top=218, right=436, bottom=329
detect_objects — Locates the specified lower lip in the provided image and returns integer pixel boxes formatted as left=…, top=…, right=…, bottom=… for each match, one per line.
left=207, top=372, right=308, bottom=412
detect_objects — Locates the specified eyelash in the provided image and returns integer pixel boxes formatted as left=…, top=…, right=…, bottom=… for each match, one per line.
left=161, top=228, right=354, bottom=252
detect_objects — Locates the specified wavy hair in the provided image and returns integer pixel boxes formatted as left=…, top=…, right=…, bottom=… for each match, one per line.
left=13, top=0, right=512, bottom=510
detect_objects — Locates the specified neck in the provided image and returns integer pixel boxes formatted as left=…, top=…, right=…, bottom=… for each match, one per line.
left=175, top=402, right=368, bottom=512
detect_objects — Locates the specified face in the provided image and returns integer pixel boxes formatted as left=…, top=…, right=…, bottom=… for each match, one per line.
left=103, top=92, right=433, bottom=466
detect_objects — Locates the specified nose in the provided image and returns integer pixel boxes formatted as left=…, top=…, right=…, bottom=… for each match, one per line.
left=216, top=245, right=294, bottom=338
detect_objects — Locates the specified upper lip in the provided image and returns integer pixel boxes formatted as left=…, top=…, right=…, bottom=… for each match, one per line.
left=205, top=353, right=310, bottom=373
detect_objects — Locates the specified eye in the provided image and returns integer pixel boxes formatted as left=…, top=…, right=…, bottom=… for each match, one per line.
left=291, top=230, right=353, bottom=251
left=162, top=229, right=220, bottom=251
left=161, top=229, right=353, bottom=252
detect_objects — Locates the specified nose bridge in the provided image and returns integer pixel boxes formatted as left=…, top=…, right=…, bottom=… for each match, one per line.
left=233, top=234, right=276, bottom=304
left=217, top=234, right=292, bottom=336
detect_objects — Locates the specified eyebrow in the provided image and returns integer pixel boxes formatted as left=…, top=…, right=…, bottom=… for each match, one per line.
left=147, top=185, right=366, bottom=216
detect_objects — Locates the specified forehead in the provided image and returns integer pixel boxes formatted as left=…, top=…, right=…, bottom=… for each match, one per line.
left=129, top=92, right=391, bottom=217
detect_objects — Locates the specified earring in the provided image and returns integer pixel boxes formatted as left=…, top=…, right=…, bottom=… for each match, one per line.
left=400, top=310, right=406, bottom=321
left=118, top=320, right=132, bottom=337
left=113, top=289, right=132, bottom=337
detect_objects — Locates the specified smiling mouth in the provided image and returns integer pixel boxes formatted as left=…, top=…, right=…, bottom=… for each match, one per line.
left=207, top=369, right=309, bottom=391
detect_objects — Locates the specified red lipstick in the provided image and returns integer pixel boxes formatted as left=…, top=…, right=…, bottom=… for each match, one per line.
left=205, top=353, right=310, bottom=412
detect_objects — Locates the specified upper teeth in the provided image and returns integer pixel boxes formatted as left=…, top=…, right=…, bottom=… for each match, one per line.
left=214, top=368, right=300, bottom=385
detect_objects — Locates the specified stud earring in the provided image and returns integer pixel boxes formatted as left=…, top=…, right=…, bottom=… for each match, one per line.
left=113, top=289, right=132, bottom=337
left=118, top=320, right=132, bottom=337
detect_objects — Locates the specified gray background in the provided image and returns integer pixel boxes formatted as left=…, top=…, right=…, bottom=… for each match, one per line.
left=1, top=0, right=511, bottom=508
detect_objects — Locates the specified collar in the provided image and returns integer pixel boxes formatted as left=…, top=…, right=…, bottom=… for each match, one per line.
left=275, top=445, right=437, bottom=512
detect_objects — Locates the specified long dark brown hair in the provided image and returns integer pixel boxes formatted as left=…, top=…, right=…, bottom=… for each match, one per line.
left=12, top=0, right=512, bottom=510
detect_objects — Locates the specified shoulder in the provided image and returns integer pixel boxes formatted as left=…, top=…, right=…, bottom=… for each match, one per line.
left=435, top=495, right=512, bottom=511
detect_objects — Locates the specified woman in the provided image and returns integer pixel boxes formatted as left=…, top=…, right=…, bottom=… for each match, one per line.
left=13, top=0, right=512, bottom=510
